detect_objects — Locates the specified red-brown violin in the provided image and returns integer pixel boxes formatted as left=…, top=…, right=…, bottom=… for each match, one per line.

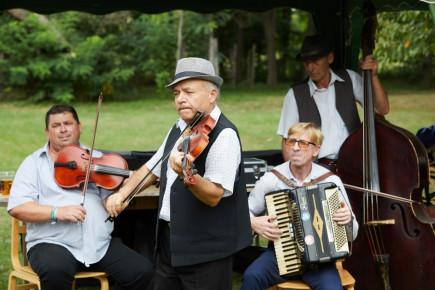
left=105, top=110, right=207, bottom=222
left=54, top=144, right=129, bottom=190
left=178, top=114, right=216, bottom=185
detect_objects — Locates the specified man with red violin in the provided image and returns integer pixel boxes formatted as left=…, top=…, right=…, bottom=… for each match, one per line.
left=105, top=57, right=252, bottom=289
left=8, top=104, right=152, bottom=290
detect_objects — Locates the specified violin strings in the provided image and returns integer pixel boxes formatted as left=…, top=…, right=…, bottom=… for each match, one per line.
left=90, top=164, right=129, bottom=177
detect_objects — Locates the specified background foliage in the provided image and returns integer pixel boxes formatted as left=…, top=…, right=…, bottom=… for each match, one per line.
left=376, top=10, right=435, bottom=85
left=0, top=9, right=433, bottom=102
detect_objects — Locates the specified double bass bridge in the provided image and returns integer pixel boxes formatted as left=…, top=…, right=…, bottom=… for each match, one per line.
left=364, top=219, right=395, bottom=226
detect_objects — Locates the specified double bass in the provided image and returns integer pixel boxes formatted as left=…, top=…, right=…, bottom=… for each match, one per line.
left=337, top=1, right=434, bottom=289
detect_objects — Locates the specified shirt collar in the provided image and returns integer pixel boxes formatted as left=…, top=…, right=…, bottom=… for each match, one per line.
left=307, top=69, right=345, bottom=97
left=287, top=162, right=317, bottom=186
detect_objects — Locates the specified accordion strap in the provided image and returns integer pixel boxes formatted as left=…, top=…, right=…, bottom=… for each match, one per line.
left=270, top=169, right=335, bottom=188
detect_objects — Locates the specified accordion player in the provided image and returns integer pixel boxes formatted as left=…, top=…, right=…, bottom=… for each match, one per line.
left=265, top=182, right=350, bottom=277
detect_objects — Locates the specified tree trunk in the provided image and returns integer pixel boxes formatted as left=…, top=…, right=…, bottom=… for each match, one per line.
left=247, top=44, right=256, bottom=87
left=263, top=10, right=277, bottom=86
left=277, top=8, right=292, bottom=81
left=230, top=44, right=237, bottom=87
left=234, top=12, right=245, bottom=84
left=207, top=14, right=219, bottom=77
left=421, top=52, right=433, bottom=87
left=176, top=10, right=185, bottom=61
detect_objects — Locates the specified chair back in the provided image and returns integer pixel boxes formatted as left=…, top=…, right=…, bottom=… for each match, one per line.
left=10, top=217, right=27, bottom=270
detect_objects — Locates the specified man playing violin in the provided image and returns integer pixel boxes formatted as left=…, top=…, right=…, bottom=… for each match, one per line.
left=242, top=122, right=359, bottom=290
left=8, top=104, right=152, bottom=290
left=105, top=57, right=252, bottom=289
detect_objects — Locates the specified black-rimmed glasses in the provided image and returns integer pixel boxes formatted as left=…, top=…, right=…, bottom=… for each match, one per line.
left=285, top=138, right=317, bottom=148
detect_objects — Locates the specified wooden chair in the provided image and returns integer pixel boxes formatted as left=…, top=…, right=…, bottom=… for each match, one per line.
left=269, top=260, right=355, bottom=290
left=8, top=217, right=109, bottom=290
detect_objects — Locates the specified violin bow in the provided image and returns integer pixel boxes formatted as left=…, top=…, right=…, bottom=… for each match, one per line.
left=105, top=110, right=204, bottom=222
left=80, top=92, right=103, bottom=206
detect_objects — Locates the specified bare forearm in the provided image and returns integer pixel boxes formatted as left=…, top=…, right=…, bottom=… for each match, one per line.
left=372, top=74, right=389, bottom=115
left=10, top=202, right=87, bottom=224
left=187, top=175, right=225, bottom=207
left=104, top=164, right=158, bottom=216
left=9, top=202, right=53, bottom=223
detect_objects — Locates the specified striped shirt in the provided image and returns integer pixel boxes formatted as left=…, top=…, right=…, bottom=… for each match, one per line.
left=7, top=143, right=113, bottom=266
left=146, top=106, right=241, bottom=222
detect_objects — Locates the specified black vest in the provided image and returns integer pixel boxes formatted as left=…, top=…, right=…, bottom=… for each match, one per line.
left=292, top=69, right=361, bottom=134
left=158, top=113, right=252, bottom=267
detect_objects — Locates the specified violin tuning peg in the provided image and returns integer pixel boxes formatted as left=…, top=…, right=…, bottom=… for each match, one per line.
left=192, top=169, right=198, bottom=175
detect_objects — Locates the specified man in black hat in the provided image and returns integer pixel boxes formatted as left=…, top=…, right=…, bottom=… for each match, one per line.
left=277, top=34, right=389, bottom=169
left=105, top=57, right=252, bottom=289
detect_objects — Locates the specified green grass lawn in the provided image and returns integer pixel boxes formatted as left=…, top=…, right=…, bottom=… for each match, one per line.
left=0, top=82, right=433, bottom=288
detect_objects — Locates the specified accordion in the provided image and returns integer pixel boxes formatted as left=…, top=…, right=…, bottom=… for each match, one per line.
left=265, top=182, right=349, bottom=276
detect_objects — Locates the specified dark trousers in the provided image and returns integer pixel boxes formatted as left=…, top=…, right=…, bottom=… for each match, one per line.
left=241, top=243, right=342, bottom=290
left=153, top=220, right=233, bottom=290
left=27, top=237, right=153, bottom=290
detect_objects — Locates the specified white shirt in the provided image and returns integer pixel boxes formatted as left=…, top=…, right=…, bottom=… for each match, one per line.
left=248, top=161, right=359, bottom=239
left=146, top=106, right=241, bottom=222
left=277, top=69, right=364, bottom=159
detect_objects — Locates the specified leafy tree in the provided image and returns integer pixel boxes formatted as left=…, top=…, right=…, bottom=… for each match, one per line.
left=0, top=11, right=137, bottom=102
left=376, top=11, right=434, bottom=86
left=1, top=8, right=432, bottom=102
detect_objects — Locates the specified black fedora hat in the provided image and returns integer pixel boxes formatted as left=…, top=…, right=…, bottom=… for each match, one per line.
left=295, top=34, right=334, bottom=61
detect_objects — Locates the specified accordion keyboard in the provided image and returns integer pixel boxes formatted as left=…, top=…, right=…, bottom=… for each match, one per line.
left=265, top=191, right=304, bottom=276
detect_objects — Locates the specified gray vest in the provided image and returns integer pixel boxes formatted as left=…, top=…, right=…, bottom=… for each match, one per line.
left=292, top=69, right=360, bottom=134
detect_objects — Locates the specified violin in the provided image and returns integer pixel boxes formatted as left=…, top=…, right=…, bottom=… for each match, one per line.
left=105, top=110, right=206, bottom=222
left=178, top=115, right=216, bottom=185
left=54, top=144, right=130, bottom=190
